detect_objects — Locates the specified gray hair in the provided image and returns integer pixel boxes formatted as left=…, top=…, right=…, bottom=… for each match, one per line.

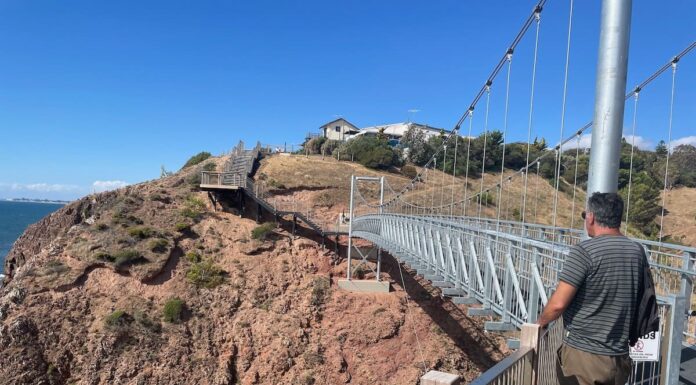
left=587, top=192, right=624, bottom=229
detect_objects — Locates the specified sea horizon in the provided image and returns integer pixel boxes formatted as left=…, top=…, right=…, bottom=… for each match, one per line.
left=0, top=200, right=65, bottom=273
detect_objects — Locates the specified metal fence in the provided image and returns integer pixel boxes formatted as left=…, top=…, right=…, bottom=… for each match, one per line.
left=351, top=213, right=696, bottom=346
left=469, top=296, right=685, bottom=385
left=353, top=214, right=696, bottom=345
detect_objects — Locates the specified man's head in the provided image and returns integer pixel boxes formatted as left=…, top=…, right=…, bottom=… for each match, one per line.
left=583, top=192, right=624, bottom=237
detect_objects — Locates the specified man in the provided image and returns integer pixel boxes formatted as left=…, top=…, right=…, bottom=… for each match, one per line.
left=537, top=192, right=648, bottom=385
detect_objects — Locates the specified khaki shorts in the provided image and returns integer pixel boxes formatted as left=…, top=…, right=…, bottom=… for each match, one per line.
left=556, top=343, right=631, bottom=385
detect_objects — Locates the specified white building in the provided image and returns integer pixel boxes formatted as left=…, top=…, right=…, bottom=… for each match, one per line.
left=319, top=118, right=360, bottom=141
left=347, top=122, right=447, bottom=141
left=316, top=119, right=447, bottom=143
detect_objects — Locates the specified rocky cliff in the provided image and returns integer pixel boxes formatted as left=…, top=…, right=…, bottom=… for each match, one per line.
left=0, top=155, right=507, bottom=385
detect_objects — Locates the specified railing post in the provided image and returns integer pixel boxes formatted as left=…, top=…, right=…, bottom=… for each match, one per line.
left=682, top=251, right=694, bottom=320
left=520, top=323, right=540, bottom=385
left=347, top=175, right=355, bottom=280
left=660, top=295, right=686, bottom=385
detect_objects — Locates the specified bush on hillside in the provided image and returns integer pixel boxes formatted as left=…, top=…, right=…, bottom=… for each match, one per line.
left=181, top=195, right=206, bottom=220
left=182, top=152, right=212, bottom=169
left=320, top=139, right=341, bottom=156
left=338, top=136, right=402, bottom=169
left=127, top=226, right=154, bottom=239
left=401, top=164, right=419, bottom=179
left=113, top=250, right=143, bottom=269
left=105, top=310, right=132, bottom=328
left=148, top=238, right=169, bottom=253
left=305, top=137, right=327, bottom=155
left=187, top=260, right=225, bottom=288
left=251, top=222, right=275, bottom=240
left=162, top=298, right=185, bottom=323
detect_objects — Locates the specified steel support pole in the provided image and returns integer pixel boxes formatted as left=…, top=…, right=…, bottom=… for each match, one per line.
left=347, top=175, right=355, bottom=280
left=377, top=177, right=385, bottom=281
left=587, top=0, right=632, bottom=195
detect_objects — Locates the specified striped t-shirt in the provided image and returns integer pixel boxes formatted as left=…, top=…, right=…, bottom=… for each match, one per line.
left=559, top=235, right=647, bottom=355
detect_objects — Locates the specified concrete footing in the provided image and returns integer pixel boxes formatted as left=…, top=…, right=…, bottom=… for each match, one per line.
left=337, top=279, right=391, bottom=293
left=420, top=370, right=461, bottom=385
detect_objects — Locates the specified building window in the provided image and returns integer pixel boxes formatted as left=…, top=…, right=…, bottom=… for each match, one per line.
left=335, top=126, right=341, bottom=132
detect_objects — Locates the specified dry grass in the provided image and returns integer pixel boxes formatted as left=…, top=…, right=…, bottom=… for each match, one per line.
left=259, top=155, right=587, bottom=229
left=660, top=187, right=696, bottom=247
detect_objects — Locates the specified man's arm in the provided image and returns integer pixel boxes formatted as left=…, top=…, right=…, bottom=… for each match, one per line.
left=537, top=281, right=578, bottom=328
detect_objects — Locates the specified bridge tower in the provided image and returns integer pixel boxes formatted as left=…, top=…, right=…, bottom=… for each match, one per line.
left=587, top=0, right=633, bottom=195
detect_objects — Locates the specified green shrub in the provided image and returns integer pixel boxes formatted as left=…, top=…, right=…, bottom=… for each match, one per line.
left=310, top=277, right=330, bottom=306
left=105, top=310, right=131, bottom=328
left=186, top=251, right=202, bottom=263
left=162, top=298, right=185, bottom=323
left=96, top=223, right=109, bottom=231
left=113, top=250, right=142, bottom=269
left=94, top=252, right=114, bottom=262
left=187, top=260, right=225, bottom=288
left=338, top=136, right=402, bottom=169
left=186, top=173, right=202, bottom=189
left=175, top=222, right=192, bottom=232
left=402, top=164, right=419, bottom=179
left=477, top=192, right=495, bottom=206
left=181, top=195, right=206, bottom=220
left=44, top=260, right=70, bottom=276
left=305, top=137, right=327, bottom=155
left=320, top=139, right=341, bottom=156
left=202, top=162, right=217, bottom=172
left=149, top=238, right=168, bottom=253
left=127, top=226, right=153, bottom=239
left=251, top=222, right=275, bottom=240
left=182, top=151, right=212, bottom=169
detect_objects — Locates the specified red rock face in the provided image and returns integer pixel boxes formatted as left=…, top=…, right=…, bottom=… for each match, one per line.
left=0, top=155, right=508, bottom=385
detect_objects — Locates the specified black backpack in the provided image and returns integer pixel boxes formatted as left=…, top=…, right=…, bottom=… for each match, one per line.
left=629, top=248, right=660, bottom=347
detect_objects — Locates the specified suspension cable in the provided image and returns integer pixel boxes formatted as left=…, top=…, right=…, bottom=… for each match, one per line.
left=522, top=10, right=542, bottom=223
left=658, top=61, right=678, bottom=244
left=450, top=128, right=461, bottom=216
left=624, top=92, right=640, bottom=233
left=496, top=53, right=514, bottom=229
left=478, top=86, right=491, bottom=220
left=533, top=161, right=541, bottom=222
left=380, top=2, right=548, bottom=207
left=551, top=0, right=574, bottom=234
left=463, top=109, right=474, bottom=217
left=570, top=133, right=581, bottom=229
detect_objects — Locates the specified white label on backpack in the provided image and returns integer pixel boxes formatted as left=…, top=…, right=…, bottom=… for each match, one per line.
left=629, top=331, right=660, bottom=362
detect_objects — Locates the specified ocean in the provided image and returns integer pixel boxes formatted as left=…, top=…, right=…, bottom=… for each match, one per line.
left=0, top=201, right=65, bottom=275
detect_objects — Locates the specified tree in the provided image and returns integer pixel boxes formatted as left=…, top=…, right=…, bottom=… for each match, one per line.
left=655, top=140, right=668, bottom=157
left=401, top=126, right=431, bottom=165
left=671, top=144, right=696, bottom=187
left=338, top=136, right=402, bottom=169
left=620, top=172, right=662, bottom=237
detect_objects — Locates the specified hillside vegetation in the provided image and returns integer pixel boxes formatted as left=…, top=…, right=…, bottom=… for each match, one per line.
left=0, top=153, right=508, bottom=385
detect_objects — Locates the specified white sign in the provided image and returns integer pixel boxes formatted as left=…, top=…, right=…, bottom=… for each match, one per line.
left=629, top=331, right=661, bottom=362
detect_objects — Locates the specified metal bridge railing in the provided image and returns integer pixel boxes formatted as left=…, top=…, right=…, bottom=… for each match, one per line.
left=351, top=213, right=696, bottom=346
left=469, top=297, right=685, bottom=385
left=200, top=172, right=244, bottom=187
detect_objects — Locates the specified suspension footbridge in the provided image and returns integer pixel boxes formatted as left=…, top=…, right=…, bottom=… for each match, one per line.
left=202, top=0, right=696, bottom=383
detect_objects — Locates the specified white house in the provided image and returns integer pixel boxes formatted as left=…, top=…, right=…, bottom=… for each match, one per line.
left=319, top=118, right=360, bottom=141
left=316, top=118, right=447, bottom=143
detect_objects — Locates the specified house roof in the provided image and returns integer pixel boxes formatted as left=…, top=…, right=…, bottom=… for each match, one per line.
left=319, top=118, right=360, bottom=131
left=350, top=122, right=448, bottom=139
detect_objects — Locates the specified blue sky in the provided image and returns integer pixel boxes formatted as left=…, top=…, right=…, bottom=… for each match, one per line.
left=0, top=0, right=694, bottom=200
